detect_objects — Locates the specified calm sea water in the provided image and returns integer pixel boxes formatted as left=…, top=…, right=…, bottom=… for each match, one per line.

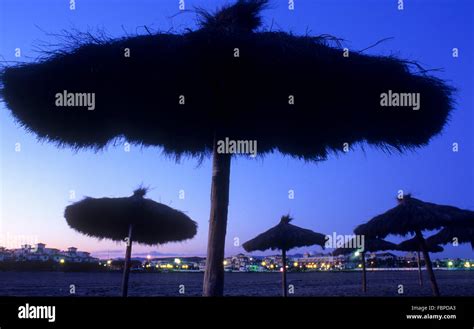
left=1, top=270, right=473, bottom=296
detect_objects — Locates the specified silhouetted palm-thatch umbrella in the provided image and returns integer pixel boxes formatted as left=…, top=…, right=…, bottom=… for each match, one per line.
left=354, top=194, right=473, bottom=296
left=64, top=188, right=197, bottom=297
left=242, top=215, right=326, bottom=296
left=0, top=0, right=454, bottom=296
left=426, top=226, right=474, bottom=250
left=397, top=237, right=443, bottom=286
left=333, top=238, right=397, bottom=292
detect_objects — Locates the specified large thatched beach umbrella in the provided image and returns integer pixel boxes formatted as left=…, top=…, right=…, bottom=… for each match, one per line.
left=242, top=215, right=326, bottom=296
left=0, top=0, right=454, bottom=296
left=64, top=188, right=197, bottom=297
left=333, top=238, right=397, bottom=292
left=397, top=237, right=443, bottom=286
left=354, top=194, right=472, bottom=296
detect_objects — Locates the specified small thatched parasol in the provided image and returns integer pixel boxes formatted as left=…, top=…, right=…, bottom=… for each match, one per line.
left=426, top=226, right=474, bottom=250
left=64, top=188, right=197, bottom=297
left=242, top=215, right=326, bottom=296
left=397, top=237, right=443, bottom=286
left=1, top=0, right=455, bottom=296
left=354, top=194, right=473, bottom=296
left=333, top=238, right=397, bottom=292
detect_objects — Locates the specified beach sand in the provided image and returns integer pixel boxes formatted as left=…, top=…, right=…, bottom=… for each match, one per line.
left=1, top=270, right=473, bottom=297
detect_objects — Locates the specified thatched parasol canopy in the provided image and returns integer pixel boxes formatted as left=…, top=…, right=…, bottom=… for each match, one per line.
left=243, top=215, right=326, bottom=297
left=65, top=187, right=197, bottom=297
left=354, top=195, right=473, bottom=239
left=426, top=226, right=474, bottom=249
left=332, top=238, right=397, bottom=256
left=0, top=1, right=454, bottom=159
left=397, top=236, right=443, bottom=253
left=0, top=0, right=455, bottom=296
left=242, top=215, right=327, bottom=252
left=65, top=188, right=197, bottom=245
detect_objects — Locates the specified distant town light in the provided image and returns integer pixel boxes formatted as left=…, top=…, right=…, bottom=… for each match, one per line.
left=107, top=260, right=112, bottom=265
left=146, top=255, right=151, bottom=260
left=261, top=261, right=266, bottom=266
left=59, top=259, right=65, bottom=264
left=174, top=258, right=181, bottom=264
left=293, top=262, right=298, bottom=267
left=354, top=251, right=360, bottom=257
left=447, top=261, right=453, bottom=267
left=223, top=260, right=228, bottom=266
left=358, top=264, right=362, bottom=268
left=464, top=261, right=470, bottom=268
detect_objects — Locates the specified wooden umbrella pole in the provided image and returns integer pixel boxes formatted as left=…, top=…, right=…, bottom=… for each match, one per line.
left=415, top=230, right=440, bottom=296
left=121, top=224, right=134, bottom=297
left=282, top=249, right=287, bottom=297
left=203, top=134, right=231, bottom=296
left=361, top=251, right=367, bottom=293
left=417, top=250, right=423, bottom=286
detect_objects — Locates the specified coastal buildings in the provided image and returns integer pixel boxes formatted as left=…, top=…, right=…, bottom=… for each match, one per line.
left=0, top=247, right=13, bottom=261
left=0, top=245, right=471, bottom=272
left=0, top=243, right=98, bottom=263
left=147, top=258, right=201, bottom=271
left=294, top=253, right=346, bottom=270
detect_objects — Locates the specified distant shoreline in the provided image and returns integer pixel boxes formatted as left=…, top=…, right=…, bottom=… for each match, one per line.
left=0, top=267, right=472, bottom=273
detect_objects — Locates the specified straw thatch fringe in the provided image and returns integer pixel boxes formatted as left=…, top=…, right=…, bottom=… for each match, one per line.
left=427, top=227, right=474, bottom=250
left=354, top=195, right=474, bottom=238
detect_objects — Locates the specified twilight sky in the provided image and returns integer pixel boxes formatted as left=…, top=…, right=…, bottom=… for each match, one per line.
left=0, top=0, right=473, bottom=259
